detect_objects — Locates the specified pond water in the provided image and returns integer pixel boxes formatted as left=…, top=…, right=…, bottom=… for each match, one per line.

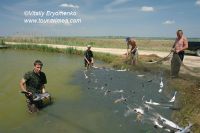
left=0, top=49, right=175, bottom=133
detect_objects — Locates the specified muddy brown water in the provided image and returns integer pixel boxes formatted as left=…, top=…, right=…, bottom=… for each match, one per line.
left=0, top=49, right=173, bottom=133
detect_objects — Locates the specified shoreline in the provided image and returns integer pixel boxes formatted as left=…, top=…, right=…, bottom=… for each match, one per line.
left=5, top=41, right=200, bottom=68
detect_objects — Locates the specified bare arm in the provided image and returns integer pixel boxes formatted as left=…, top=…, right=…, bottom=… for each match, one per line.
left=42, top=84, right=46, bottom=93
left=182, top=38, right=188, bottom=51
left=84, top=56, right=90, bottom=64
left=20, top=79, right=27, bottom=92
left=19, top=79, right=32, bottom=95
left=91, top=58, right=94, bottom=65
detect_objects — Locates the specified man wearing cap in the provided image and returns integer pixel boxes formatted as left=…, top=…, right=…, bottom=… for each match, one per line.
left=84, top=45, right=94, bottom=69
left=126, top=37, right=138, bottom=65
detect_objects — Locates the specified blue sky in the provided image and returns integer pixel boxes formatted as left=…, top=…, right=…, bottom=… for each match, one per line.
left=0, top=0, right=200, bottom=37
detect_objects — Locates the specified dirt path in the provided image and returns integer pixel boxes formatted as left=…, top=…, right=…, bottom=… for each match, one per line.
left=5, top=42, right=200, bottom=68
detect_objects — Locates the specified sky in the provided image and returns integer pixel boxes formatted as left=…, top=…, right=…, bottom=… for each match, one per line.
left=0, top=0, right=200, bottom=37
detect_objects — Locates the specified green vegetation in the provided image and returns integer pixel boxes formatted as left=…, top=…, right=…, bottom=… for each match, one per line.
left=9, top=44, right=118, bottom=65
left=0, top=39, right=5, bottom=45
left=170, top=77, right=200, bottom=133
left=7, top=41, right=200, bottom=133
left=5, top=36, right=174, bottom=51
left=4, top=36, right=200, bottom=51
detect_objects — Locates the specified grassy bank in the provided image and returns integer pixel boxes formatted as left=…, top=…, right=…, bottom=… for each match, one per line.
left=7, top=44, right=200, bottom=132
left=5, top=36, right=174, bottom=52
left=169, top=77, right=200, bottom=132
left=0, top=39, right=5, bottom=45
left=10, top=44, right=118, bottom=65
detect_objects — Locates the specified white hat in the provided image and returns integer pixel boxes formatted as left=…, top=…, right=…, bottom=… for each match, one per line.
left=87, top=45, right=91, bottom=48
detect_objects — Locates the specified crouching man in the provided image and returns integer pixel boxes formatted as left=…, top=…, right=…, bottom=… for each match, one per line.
left=125, top=37, right=138, bottom=65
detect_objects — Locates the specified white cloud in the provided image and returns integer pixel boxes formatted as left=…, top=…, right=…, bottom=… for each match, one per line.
left=163, top=20, right=175, bottom=25
left=104, top=0, right=129, bottom=12
left=109, top=0, right=129, bottom=6
left=59, top=3, right=79, bottom=8
left=196, top=0, right=200, bottom=6
left=141, top=6, right=154, bottom=12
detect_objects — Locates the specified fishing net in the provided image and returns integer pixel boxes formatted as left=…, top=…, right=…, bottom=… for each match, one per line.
left=145, top=51, right=200, bottom=78
left=171, top=53, right=182, bottom=77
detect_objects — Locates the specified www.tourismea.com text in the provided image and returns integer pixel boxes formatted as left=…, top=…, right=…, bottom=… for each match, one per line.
left=24, top=18, right=82, bottom=24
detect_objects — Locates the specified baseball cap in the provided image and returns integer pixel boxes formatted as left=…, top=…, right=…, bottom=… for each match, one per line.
left=126, top=37, right=131, bottom=42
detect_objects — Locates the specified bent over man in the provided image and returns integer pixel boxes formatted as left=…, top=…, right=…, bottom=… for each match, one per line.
left=84, top=45, right=94, bottom=69
left=126, top=37, right=138, bottom=65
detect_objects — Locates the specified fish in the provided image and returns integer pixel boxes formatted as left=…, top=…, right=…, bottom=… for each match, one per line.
left=114, top=95, right=127, bottom=103
left=100, top=86, right=104, bottom=90
left=145, top=100, right=174, bottom=108
left=116, top=69, right=127, bottom=72
left=137, top=74, right=145, bottom=77
left=160, top=77, right=164, bottom=88
left=112, top=89, right=124, bottom=93
left=152, top=118, right=171, bottom=132
left=158, top=88, right=162, bottom=93
left=104, top=90, right=111, bottom=96
left=134, top=107, right=144, bottom=115
left=33, top=93, right=51, bottom=101
left=124, top=105, right=144, bottom=117
left=151, top=113, right=183, bottom=131
left=169, top=91, right=177, bottom=103
left=150, top=113, right=185, bottom=132
left=158, top=115, right=183, bottom=131
left=145, top=99, right=160, bottom=106
left=153, top=119, right=164, bottom=128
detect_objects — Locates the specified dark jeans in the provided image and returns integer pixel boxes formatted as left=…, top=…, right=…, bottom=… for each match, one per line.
left=177, top=51, right=184, bottom=61
left=84, top=59, right=92, bottom=67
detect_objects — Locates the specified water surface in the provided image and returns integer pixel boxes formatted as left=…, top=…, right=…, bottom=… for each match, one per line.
left=0, top=49, right=173, bottom=133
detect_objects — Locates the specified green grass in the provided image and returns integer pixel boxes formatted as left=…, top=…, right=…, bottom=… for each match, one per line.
left=169, top=77, right=200, bottom=133
left=4, top=36, right=200, bottom=52
left=4, top=36, right=174, bottom=52
left=0, top=39, right=5, bottom=45
left=9, top=44, right=118, bottom=64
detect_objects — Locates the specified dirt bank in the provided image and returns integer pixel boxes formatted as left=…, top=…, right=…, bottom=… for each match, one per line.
left=5, top=41, right=200, bottom=68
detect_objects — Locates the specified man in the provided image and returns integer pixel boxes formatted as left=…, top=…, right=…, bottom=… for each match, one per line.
left=171, top=30, right=188, bottom=78
left=20, top=60, right=47, bottom=112
left=84, top=45, right=94, bottom=69
left=126, top=37, right=138, bottom=65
